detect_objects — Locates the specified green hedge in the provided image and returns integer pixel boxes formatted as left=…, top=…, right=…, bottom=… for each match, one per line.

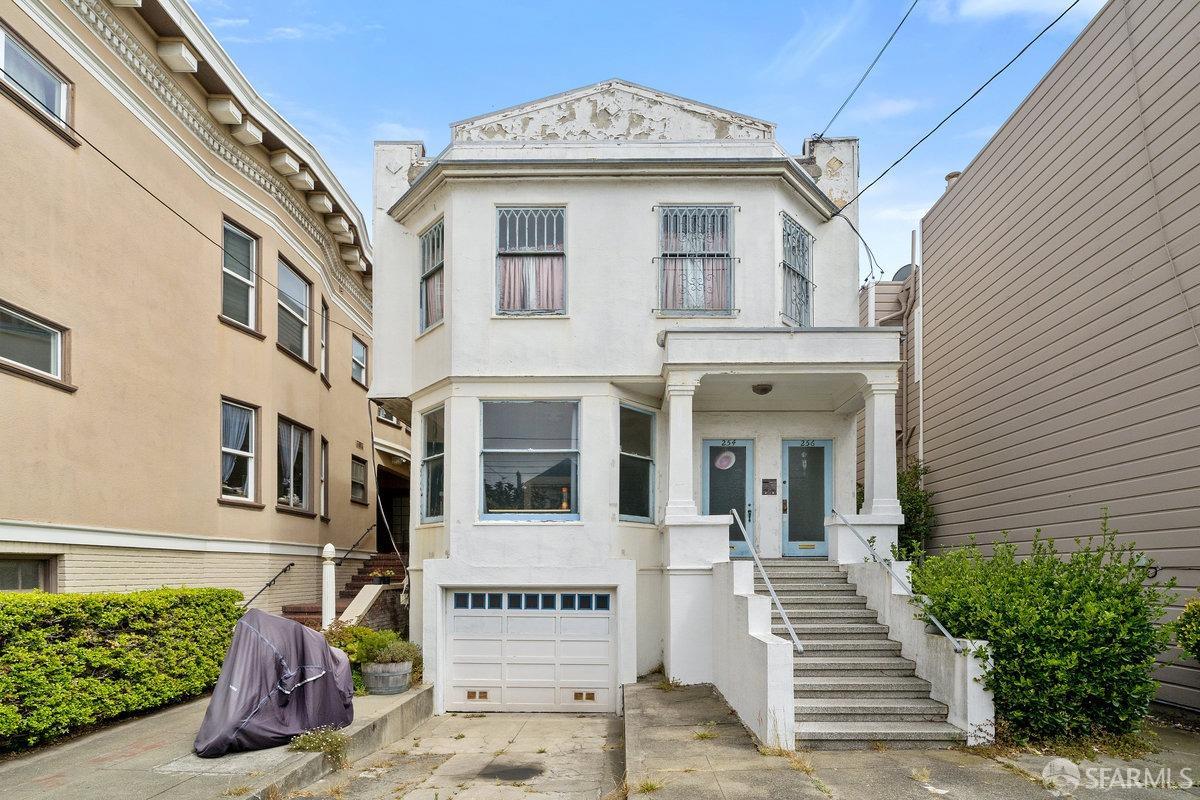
left=1177, top=599, right=1200, bottom=663
left=910, top=515, right=1174, bottom=741
left=0, top=587, right=242, bottom=750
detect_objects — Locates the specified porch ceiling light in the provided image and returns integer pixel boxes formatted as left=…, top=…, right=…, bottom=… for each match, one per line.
left=752, top=383, right=774, bottom=396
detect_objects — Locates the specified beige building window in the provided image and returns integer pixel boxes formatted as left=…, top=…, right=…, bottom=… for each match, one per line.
left=221, top=222, right=257, bottom=329
left=351, top=456, right=368, bottom=504
left=0, top=23, right=68, bottom=122
left=319, top=300, right=330, bottom=380
left=0, top=299, right=66, bottom=382
left=277, top=259, right=310, bottom=361
left=277, top=417, right=311, bottom=511
left=319, top=437, right=329, bottom=519
left=351, top=335, right=368, bottom=387
left=220, top=400, right=256, bottom=501
left=0, top=558, right=47, bottom=591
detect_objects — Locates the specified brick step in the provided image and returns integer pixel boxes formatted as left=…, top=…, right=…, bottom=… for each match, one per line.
left=793, top=675, right=932, bottom=698
left=281, top=613, right=323, bottom=629
left=796, top=697, right=949, bottom=722
left=795, top=656, right=916, bottom=677
left=281, top=600, right=350, bottom=615
left=795, top=721, right=964, bottom=750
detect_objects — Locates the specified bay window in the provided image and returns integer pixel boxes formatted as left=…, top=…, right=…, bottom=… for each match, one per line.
left=782, top=213, right=814, bottom=326
left=419, top=219, right=444, bottom=330
left=277, top=259, right=310, bottom=360
left=277, top=417, right=311, bottom=510
left=351, top=335, right=368, bottom=386
left=220, top=400, right=255, bottom=501
left=496, top=208, right=565, bottom=314
left=421, top=406, right=445, bottom=521
left=481, top=400, right=578, bottom=519
left=658, top=205, right=733, bottom=314
left=619, top=405, right=654, bottom=521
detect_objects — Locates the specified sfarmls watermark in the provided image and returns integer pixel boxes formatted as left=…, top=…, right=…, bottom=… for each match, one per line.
left=1042, top=758, right=1194, bottom=792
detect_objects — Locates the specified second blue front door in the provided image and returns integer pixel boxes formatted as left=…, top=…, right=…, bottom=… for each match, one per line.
left=782, top=439, right=832, bottom=557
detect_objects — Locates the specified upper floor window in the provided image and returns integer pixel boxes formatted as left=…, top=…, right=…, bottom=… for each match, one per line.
left=419, top=220, right=444, bottom=331
left=481, top=400, right=578, bottom=519
left=319, top=300, right=329, bottom=379
left=277, top=417, right=311, bottom=510
left=277, top=259, right=310, bottom=361
left=658, top=206, right=733, bottom=315
left=1, top=24, right=68, bottom=122
left=0, top=299, right=63, bottom=381
left=319, top=437, right=329, bottom=519
left=351, top=456, right=368, bottom=504
left=496, top=208, right=565, bottom=314
left=221, top=222, right=257, bottom=328
left=351, top=335, right=368, bottom=386
left=421, top=406, right=445, bottom=521
left=220, top=400, right=256, bottom=502
left=619, top=405, right=654, bottom=521
left=781, top=214, right=814, bottom=326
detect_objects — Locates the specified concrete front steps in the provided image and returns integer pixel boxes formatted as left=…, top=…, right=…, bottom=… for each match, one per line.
left=751, top=558, right=964, bottom=750
left=281, top=551, right=405, bottom=628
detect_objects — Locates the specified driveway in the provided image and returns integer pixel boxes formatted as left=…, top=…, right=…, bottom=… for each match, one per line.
left=293, top=712, right=623, bottom=800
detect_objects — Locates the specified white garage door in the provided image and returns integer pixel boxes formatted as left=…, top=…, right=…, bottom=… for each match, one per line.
left=446, top=589, right=616, bottom=712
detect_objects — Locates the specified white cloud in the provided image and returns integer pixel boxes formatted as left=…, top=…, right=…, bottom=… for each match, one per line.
left=373, top=122, right=427, bottom=141
left=849, top=97, right=922, bottom=122
left=759, top=0, right=867, bottom=82
left=223, top=22, right=348, bottom=45
left=209, top=17, right=249, bottom=29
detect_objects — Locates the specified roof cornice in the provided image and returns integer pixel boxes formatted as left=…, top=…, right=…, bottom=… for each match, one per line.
left=388, top=157, right=840, bottom=222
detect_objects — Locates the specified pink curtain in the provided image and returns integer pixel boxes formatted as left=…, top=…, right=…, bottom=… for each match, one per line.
left=661, top=257, right=729, bottom=311
left=423, top=268, right=444, bottom=325
left=498, top=255, right=563, bottom=312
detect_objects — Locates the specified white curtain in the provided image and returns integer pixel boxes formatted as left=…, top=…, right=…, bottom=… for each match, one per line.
left=221, top=404, right=251, bottom=483
left=279, top=421, right=300, bottom=503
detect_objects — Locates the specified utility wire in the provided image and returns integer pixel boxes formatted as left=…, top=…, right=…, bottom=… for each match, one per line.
left=817, top=0, right=922, bottom=140
left=836, top=0, right=1082, bottom=216
left=0, top=65, right=369, bottom=337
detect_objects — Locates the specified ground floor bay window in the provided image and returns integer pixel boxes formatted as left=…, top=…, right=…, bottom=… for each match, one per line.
left=481, top=400, right=578, bottom=519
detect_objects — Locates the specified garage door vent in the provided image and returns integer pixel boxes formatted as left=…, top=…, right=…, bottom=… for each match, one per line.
left=466, top=690, right=489, bottom=700
left=573, top=691, right=596, bottom=701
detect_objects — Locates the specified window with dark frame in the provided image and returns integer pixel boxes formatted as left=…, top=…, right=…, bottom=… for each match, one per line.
left=320, top=300, right=329, bottom=378
left=220, top=400, right=255, bottom=501
left=481, top=400, right=579, bottom=518
left=277, top=417, right=311, bottom=510
left=496, top=208, right=565, bottom=314
left=277, top=259, right=310, bottom=360
left=221, top=223, right=256, bottom=328
left=0, top=559, right=45, bottom=591
left=619, top=405, right=654, bottom=520
left=421, top=406, right=445, bottom=521
left=419, top=220, right=444, bottom=330
left=320, top=437, right=329, bottom=518
left=351, top=456, right=368, bottom=504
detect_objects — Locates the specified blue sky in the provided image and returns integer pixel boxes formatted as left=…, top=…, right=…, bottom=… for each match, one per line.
left=193, top=0, right=1103, bottom=277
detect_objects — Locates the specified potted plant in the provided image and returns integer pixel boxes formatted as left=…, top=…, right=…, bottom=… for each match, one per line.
left=362, top=640, right=419, bottom=695
left=368, top=569, right=395, bottom=585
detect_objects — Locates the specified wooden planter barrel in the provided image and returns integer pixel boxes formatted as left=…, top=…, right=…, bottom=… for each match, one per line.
left=363, top=660, right=412, bottom=695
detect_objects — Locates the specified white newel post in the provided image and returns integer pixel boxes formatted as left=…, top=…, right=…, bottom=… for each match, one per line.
left=664, top=380, right=698, bottom=520
left=321, top=543, right=336, bottom=629
left=862, top=383, right=902, bottom=517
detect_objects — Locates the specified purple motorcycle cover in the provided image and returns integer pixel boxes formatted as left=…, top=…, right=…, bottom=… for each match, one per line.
left=194, top=608, right=354, bottom=757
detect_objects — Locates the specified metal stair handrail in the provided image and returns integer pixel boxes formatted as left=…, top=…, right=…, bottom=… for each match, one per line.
left=831, top=509, right=963, bottom=654
left=242, top=561, right=295, bottom=609
left=731, top=508, right=804, bottom=655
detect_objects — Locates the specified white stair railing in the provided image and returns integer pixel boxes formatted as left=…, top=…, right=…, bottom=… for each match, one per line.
left=731, top=509, right=804, bottom=655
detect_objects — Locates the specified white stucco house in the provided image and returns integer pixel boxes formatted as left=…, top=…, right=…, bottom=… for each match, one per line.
left=371, top=80, right=990, bottom=749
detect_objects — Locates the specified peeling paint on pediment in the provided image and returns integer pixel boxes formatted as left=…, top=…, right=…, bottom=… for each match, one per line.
left=453, top=81, right=774, bottom=143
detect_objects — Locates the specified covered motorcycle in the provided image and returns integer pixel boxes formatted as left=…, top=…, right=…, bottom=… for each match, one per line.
left=194, top=608, right=354, bottom=757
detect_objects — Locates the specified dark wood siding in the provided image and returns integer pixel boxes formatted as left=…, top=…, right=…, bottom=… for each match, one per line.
left=919, top=0, right=1200, bottom=709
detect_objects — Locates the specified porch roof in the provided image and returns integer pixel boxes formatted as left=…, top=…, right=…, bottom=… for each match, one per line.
left=658, top=327, right=902, bottom=370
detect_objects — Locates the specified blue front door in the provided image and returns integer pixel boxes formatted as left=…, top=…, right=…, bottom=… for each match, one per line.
left=703, top=439, right=754, bottom=557
left=782, top=439, right=832, bottom=557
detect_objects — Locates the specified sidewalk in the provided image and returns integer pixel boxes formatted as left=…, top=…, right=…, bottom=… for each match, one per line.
left=0, top=686, right=432, bottom=800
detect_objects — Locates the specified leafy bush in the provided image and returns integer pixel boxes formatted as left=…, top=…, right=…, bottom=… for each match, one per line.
left=1176, top=599, right=1200, bottom=663
left=322, top=622, right=397, bottom=666
left=910, top=513, right=1174, bottom=741
left=0, top=587, right=242, bottom=750
left=896, top=460, right=935, bottom=560
left=372, top=641, right=422, bottom=682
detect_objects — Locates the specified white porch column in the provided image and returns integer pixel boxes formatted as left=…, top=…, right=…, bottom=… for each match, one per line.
left=862, top=383, right=902, bottom=517
left=664, top=377, right=700, bottom=520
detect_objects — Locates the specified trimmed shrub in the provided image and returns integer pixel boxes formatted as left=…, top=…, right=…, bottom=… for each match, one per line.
left=896, top=460, right=935, bottom=560
left=1176, top=599, right=1200, bottom=663
left=910, top=514, right=1174, bottom=741
left=0, top=587, right=243, bottom=750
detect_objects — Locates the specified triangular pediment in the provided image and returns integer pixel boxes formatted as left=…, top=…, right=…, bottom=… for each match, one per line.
left=452, top=80, right=775, bottom=143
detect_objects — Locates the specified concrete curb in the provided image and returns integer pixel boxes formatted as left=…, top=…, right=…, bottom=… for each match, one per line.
left=247, top=684, right=433, bottom=800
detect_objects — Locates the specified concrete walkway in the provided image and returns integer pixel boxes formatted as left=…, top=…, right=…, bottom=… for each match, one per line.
left=0, top=687, right=431, bottom=800
left=296, top=712, right=624, bottom=799
left=624, top=675, right=1197, bottom=799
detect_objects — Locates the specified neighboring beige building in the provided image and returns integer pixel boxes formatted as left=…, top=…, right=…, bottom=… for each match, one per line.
left=0, top=0, right=400, bottom=611
left=861, top=0, right=1200, bottom=711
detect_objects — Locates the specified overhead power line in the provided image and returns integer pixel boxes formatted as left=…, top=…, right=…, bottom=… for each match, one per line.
left=1, top=65, right=368, bottom=337
left=837, top=0, right=1082, bottom=215
left=817, top=0, right=922, bottom=140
